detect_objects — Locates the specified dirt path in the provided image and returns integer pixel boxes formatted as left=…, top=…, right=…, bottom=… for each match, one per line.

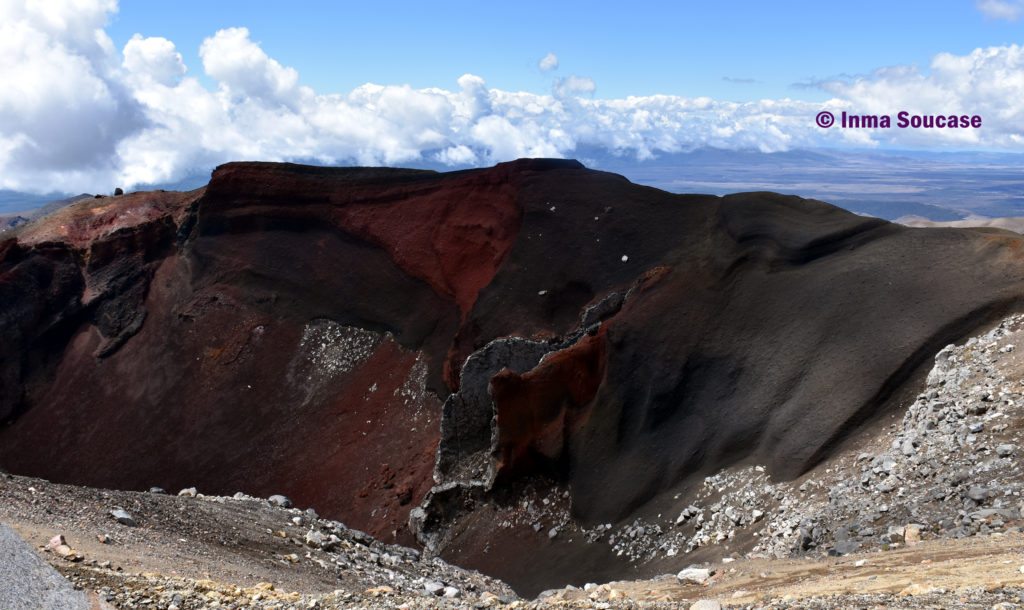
left=549, top=532, right=1024, bottom=607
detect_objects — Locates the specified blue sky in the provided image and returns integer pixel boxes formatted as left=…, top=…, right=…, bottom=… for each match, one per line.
left=2, top=0, right=1024, bottom=193
left=105, top=1, right=1023, bottom=101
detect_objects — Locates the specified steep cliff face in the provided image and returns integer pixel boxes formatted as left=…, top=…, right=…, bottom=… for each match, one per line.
left=3, top=159, right=1024, bottom=591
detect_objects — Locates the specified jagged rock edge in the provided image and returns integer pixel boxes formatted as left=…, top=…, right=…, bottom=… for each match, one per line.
left=413, top=288, right=629, bottom=556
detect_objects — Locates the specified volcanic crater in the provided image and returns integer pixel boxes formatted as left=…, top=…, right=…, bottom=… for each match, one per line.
left=3, top=158, right=1024, bottom=595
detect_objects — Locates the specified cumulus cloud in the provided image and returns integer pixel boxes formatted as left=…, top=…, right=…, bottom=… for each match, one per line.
left=200, top=27, right=303, bottom=104
left=0, top=0, right=144, bottom=183
left=820, top=45, right=1024, bottom=147
left=538, top=52, right=559, bottom=72
left=553, top=75, right=596, bottom=98
left=2, top=0, right=1024, bottom=193
left=976, top=0, right=1024, bottom=20
left=123, top=35, right=185, bottom=86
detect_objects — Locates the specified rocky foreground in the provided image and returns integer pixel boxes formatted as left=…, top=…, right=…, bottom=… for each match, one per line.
left=0, top=473, right=514, bottom=609
left=7, top=313, right=1024, bottom=608
left=5, top=470, right=1024, bottom=610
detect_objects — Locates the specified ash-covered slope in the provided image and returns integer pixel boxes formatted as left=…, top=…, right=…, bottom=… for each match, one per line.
left=2, top=159, right=1024, bottom=591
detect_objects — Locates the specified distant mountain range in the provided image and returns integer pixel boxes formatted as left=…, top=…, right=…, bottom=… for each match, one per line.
left=0, top=190, right=71, bottom=216
left=0, top=172, right=212, bottom=232
left=585, top=147, right=1024, bottom=221
left=0, top=193, right=93, bottom=232
left=3, top=148, right=1023, bottom=224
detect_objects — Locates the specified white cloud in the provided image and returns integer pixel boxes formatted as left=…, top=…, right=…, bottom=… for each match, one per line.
left=977, top=0, right=1024, bottom=20
left=199, top=27, right=303, bottom=104
left=123, top=35, right=185, bottom=86
left=435, top=144, right=477, bottom=165
left=553, top=75, right=596, bottom=98
left=539, top=52, right=558, bottom=72
left=821, top=44, right=1024, bottom=148
left=0, top=0, right=144, bottom=184
left=2, top=0, right=1024, bottom=194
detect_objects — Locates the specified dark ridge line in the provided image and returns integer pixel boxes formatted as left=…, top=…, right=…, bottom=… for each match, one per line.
left=801, top=295, right=1024, bottom=474
left=725, top=215, right=897, bottom=269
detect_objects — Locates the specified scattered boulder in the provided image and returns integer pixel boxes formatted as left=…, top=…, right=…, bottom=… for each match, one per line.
left=45, top=534, right=66, bottom=551
left=148, top=487, right=166, bottom=494
left=676, top=506, right=700, bottom=525
left=44, top=534, right=83, bottom=562
left=349, top=529, right=374, bottom=546
left=904, top=524, right=922, bottom=545
left=996, top=444, right=1015, bottom=457
left=424, top=581, right=445, bottom=596
left=677, top=567, right=713, bottom=585
left=967, top=486, right=990, bottom=502
left=109, top=509, right=136, bottom=527
left=876, top=479, right=897, bottom=494
left=970, top=508, right=1018, bottom=521
left=177, top=487, right=197, bottom=497
left=304, top=530, right=325, bottom=549
left=884, top=525, right=905, bottom=544
left=268, top=495, right=292, bottom=508
left=830, top=540, right=860, bottom=556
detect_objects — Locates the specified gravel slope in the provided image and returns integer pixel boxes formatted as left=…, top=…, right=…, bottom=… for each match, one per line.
left=0, top=476, right=514, bottom=609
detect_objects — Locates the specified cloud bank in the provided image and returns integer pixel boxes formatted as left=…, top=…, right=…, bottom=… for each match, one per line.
left=2, top=1, right=1024, bottom=193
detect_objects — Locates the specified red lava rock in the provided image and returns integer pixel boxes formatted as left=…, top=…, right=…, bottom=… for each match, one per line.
left=45, top=534, right=81, bottom=561
left=45, top=534, right=66, bottom=551
left=491, top=329, right=607, bottom=477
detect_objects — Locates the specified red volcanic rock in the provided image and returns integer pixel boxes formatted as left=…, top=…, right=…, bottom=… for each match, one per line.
left=14, top=190, right=199, bottom=250
left=204, top=162, right=522, bottom=317
left=4, top=159, right=1024, bottom=593
left=491, top=328, right=606, bottom=476
left=334, top=173, right=520, bottom=316
left=192, top=161, right=532, bottom=390
left=0, top=160, right=572, bottom=544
